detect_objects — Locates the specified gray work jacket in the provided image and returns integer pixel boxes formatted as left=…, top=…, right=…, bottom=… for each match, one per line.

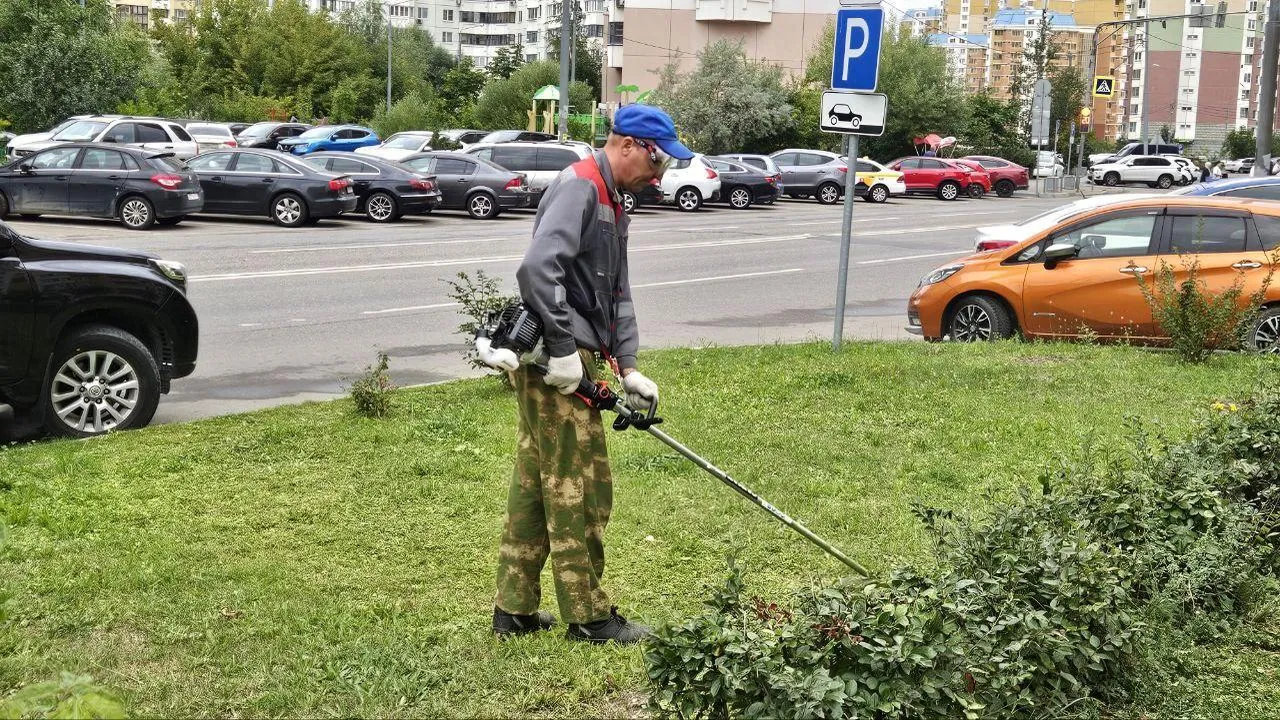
left=516, top=151, right=638, bottom=370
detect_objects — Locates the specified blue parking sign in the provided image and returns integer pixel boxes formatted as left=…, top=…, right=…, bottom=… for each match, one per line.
left=831, top=8, right=884, bottom=92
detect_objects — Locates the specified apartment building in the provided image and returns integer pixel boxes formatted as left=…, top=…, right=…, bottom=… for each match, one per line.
left=1126, top=0, right=1266, bottom=146
left=111, top=0, right=199, bottom=28
left=901, top=6, right=944, bottom=37
left=927, top=33, right=991, bottom=94
left=606, top=0, right=843, bottom=104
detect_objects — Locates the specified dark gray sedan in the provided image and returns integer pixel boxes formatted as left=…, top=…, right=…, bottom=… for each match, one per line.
left=400, top=151, right=530, bottom=219
left=301, top=152, right=441, bottom=222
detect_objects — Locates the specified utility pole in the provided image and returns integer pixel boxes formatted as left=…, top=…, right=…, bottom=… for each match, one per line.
left=1253, top=0, right=1280, bottom=176
left=1140, top=18, right=1149, bottom=154
left=386, top=17, right=393, bottom=113
left=557, top=0, right=571, bottom=138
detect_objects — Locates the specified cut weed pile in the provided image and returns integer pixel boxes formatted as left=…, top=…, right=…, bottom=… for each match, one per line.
left=0, top=342, right=1276, bottom=717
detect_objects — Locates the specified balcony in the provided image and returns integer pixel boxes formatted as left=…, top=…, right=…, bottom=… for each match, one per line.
left=695, top=0, right=771, bottom=23
left=607, top=43, right=623, bottom=68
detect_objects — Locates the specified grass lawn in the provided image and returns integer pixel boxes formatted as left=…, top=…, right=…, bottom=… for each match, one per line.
left=1, top=341, right=1278, bottom=717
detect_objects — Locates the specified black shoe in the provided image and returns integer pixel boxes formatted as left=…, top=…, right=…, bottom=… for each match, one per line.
left=566, top=607, right=651, bottom=645
left=493, top=607, right=557, bottom=637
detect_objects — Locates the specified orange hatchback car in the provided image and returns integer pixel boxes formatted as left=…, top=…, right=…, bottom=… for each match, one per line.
left=906, top=196, right=1280, bottom=351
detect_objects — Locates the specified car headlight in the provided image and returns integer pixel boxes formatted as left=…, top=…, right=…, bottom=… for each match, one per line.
left=919, top=263, right=964, bottom=286
left=151, top=258, right=187, bottom=283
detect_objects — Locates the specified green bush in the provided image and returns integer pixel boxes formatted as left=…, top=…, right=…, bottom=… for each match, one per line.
left=444, top=270, right=520, bottom=375
left=646, top=385, right=1280, bottom=719
left=1136, top=250, right=1275, bottom=363
left=370, top=90, right=447, bottom=139
left=344, top=351, right=396, bottom=419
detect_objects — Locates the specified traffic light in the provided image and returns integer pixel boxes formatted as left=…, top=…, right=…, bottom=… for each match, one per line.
left=1079, top=106, right=1092, bottom=129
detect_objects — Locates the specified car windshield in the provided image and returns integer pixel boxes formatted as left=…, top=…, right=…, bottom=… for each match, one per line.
left=298, top=126, right=335, bottom=139
left=385, top=135, right=428, bottom=150
left=187, top=124, right=232, bottom=137
left=53, top=121, right=107, bottom=141
left=301, top=157, right=328, bottom=170
left=1002, top=197, right=1141, bottom=242
left=150, top=156, right=189, bottom=172
left=238, top=123, right=276, bottom=138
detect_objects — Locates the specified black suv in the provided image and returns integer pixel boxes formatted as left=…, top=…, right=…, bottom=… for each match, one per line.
left=0, top=219, right=198, bottom=437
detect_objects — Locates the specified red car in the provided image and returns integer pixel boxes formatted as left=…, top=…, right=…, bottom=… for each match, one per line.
left=953, top=159, right=993, bottom=199
left=961, top=155, right=1030, bottom=198
left=886, top=156, right=973, bottom=200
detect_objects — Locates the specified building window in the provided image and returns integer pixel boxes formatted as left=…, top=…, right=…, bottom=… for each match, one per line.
left=1248, top=37, right=1256, bottom=47
left=390, top=5, right=411, bottom=18
left=585, top=23, right=603, bottom=37
left=526, top=53, right=538, bottom=62
left=174, top=8, right=187, bottom=20
left=1130, top=121, right=1137, bottom=132
left=526, top=30, right=537, bottom=42
left=585, top=0, right=605, bottom=10
left=442, top=31, right=453, bottom=42
left=1250, top=0, right=1258, bottom=9
left=1181, top=105, right=1192, bottom=111
left=1242, top=88, right=1251, bottom=99
left=528, top=6, right=540, bottom=19
left=1248, top=18, right=1257, bottom=29
left=607, top=21, right=623, bottom=45
left=1245, top=72, right=1252, bottom=83
left=442, top=9, right=454, bottom=21
left=461, top=11, right=516, bottom=23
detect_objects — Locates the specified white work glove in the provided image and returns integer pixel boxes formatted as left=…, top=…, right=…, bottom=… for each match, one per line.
left=621, top=370, right=659, bottom=410
left=543, top=353, right=584, bottom=395
left=474, top=336, right=520, bottom=372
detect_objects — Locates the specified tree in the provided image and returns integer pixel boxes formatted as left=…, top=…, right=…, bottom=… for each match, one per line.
left=488, top=42, right=526, bottom=81
left=474, top=60, right=594, bottom=130
left=1048, top=64, right=1086, bottom=154
left=648, top=41, right=793, bottom=155
left=548, top=1, right=603, bottom=100
left=440, top=59, right=487, bottom=125
left=963, top=93, right=1034, bottom=167
left=1009, top=12, right=1060, bottom=138
left=1222, top=128, right=1256, bottom=159
left=0, top=0, right=154, bottom=133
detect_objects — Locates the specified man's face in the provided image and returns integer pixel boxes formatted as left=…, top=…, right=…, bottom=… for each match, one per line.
left=618, top=137, right=671, bottom=191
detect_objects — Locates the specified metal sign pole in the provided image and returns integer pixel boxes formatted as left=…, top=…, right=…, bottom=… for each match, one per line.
left=832, top=134, right=859, bottom=351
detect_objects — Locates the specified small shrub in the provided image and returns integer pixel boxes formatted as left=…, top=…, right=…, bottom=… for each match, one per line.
left=444, top=270, right=520, bottom=375
left=344, top=352, right=396, bottom=419
left=0, top=672, right=127, bottom=719
left=1135, top=246, right=1274, bottom=363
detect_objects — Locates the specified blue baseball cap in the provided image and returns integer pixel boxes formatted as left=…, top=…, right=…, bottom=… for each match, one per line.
left=612, top=104, right=694, bottom=160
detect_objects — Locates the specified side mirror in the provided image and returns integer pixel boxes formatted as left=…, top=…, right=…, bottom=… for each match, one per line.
left=17, top=163, right=33, bottom=175
left=1043, top=242, right=1078, bottom=269
left=102, top=136, right=118, bottom=143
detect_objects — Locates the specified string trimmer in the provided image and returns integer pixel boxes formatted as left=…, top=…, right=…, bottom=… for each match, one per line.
left=477, top=304, right=870, bottom=577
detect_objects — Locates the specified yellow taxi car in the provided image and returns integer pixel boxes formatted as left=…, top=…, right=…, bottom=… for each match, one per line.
left=852, top=157, right=906, bottom=204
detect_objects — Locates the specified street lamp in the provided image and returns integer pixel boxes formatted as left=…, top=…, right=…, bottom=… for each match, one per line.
left=386, top=0, right=417, bottom=113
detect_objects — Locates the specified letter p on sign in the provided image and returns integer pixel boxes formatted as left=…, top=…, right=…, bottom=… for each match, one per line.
left=831, top=8, right=883, bottom=92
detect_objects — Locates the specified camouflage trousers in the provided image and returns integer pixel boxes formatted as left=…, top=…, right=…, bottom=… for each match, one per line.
left=494, top=350, right=613, bottom=625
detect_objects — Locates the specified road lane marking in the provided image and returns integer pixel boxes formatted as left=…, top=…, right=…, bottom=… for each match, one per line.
left=632, top=225, right=739, bottom=234
left=362, top=302, right=462, bottom=316
left=857, top=250, right=970, bottom=265
left=252, top=237, right=517, bottom=254
left=633, top=268, right=803, bottom=289
left=789, top=217, right=897, bottom=226
left=190, top=234, right=819, bottom=282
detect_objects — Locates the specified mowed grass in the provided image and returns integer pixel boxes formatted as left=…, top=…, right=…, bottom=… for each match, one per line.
left=1, top=342, right=1277, bottom=717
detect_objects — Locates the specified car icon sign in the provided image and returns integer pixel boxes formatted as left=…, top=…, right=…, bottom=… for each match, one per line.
left=828, top=104, right=862, bottom=129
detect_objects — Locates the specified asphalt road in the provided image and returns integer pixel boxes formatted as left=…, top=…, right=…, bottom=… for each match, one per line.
left=4, top=191, right=1094, bottom=425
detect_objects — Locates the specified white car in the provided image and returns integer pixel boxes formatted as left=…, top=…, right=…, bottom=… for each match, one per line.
left=852, top=157, right=906, bottom=202
left=1162, top=155, right=1197, bottom=185
left=1032, top=150, right=1064, bottom=178
left=356, top=131, right=435, bottom=161
left=9, top=116, right=200, bottom=160
left=465, top=141, right=592, bottom=206
left=660, top=154, right=721, bottom=211
left=184, top=122, right=238, bottom=154
left=4, top=116, right=91, bottom=156
left=1089, top=155, right=1180, bottom=189
left=1223, top=157, right=1255, bottom=174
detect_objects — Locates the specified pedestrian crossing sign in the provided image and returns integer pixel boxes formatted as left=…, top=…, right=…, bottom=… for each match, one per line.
left=1093, top=76, right=1115, bottom=97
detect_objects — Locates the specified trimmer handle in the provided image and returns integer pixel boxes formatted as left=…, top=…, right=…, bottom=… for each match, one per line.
left=528, top=364, right=619, bottom=411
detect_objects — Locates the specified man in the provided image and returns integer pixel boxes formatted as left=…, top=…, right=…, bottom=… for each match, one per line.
left=483, top=105, right=693, bottom=644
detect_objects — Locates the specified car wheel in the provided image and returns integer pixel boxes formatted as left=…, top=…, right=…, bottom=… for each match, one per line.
left=467, top=192, right=498, bottom=219
left=43, top=324, right=161, bottom=438
left=156, top=216, right=184, bottom=227
left=20, top=214, right=40, bottom=220
left=622, top=190, right=637, bottom=214
left=937, top=181, right=961, bottom=201
left=1156, top=174, right=1173, bottom=189
left=968, top=184, right=985, bottom=199
left=1104, top=172, right=1120, bottom=187
left=1251, top=307, right=1280, bottom=354
left=947, top=295, right=1015, bottom=342
left=817, top=182, right=841, bottom=205
left=828, top=114, right=840, bottom=126
left=0, top=191, right=8, bottom=218
left=995, top=179, right=1015, bottom=198
left=365, top=191, right=399, bottom=222
left=866, top=184, right=889, bottom=203
left=676, top=187, right=702, bottom=212
left=271, top=193, right=309, bottom=227
left=728, top=186, right=752, bottom=209
left=118, top=195, right=155, bottom=230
